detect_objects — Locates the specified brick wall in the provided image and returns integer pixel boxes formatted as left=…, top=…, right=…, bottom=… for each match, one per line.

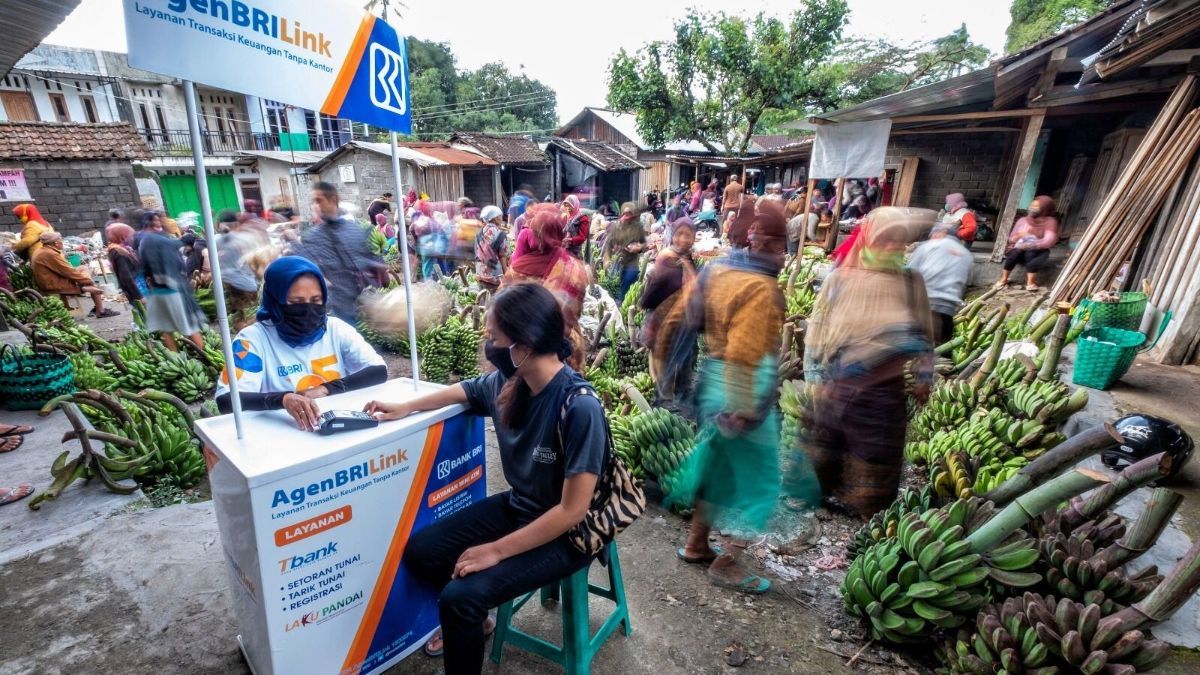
left=885, top=132, right=1013, bottom=211
left=462, top=168, right=495, bottom=207
left=0, top=159, right=140, bottom=237
left=314, top=152, right=393, bottom=219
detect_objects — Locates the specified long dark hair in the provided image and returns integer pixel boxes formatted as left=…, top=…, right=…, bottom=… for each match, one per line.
left=492, top=283, right=572, bottom=428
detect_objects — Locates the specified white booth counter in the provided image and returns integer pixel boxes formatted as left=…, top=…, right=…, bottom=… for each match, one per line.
left=196, top=378, right=487, bottom=675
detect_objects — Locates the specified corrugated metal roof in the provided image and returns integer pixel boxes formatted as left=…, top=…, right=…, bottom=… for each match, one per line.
left=814, top=67, right=998, bottom=123
left=307, top=141, right=496, bottom=174
left=0, top=1, right=82, bottom=78
left=450, top=132, right=549, bottom=164
left=547, top=138, right=645, bottom=171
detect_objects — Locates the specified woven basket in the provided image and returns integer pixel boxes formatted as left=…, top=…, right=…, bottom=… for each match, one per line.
left=0, top=344, right=76, bottom=410
left=1079, top=292, right=1147, bottom=331
left=1072, top=327, right=1145, bottom=391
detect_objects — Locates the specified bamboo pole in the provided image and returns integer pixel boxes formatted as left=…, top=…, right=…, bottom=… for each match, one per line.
left=1150, top=162, right=1200, bottom=308
left=985, top=424, right=1124, bottom=505
left=1050, top=76, right=1199, bottom=303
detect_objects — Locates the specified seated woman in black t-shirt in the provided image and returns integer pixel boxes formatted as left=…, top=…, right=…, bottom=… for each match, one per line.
left=365, top=283, right=607, bottom=675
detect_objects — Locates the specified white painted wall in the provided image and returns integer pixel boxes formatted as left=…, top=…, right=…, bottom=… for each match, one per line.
left=0, top=71, right=119, bottom=123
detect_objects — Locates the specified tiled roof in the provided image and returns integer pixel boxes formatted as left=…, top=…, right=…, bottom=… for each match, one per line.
left=0, top=122, right=151, bottom=160
left=451, top=132, right=548, bottom=165
left=547, top=138, right=645, bottom=171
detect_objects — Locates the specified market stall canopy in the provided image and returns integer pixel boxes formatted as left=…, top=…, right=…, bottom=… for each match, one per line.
left=0, top=0, right=81, bottom=78
left=809, top=120, right=892, bottom=180
left=233, top=150, right=330, bottom=167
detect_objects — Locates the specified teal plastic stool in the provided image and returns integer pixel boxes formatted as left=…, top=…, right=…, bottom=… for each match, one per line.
left=489, top=541, right=631, bottom=674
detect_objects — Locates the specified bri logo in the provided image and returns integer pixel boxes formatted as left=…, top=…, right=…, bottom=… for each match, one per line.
left=369, top=43, right=407, bottom=115
left=278, top=541, right=337, bottom=574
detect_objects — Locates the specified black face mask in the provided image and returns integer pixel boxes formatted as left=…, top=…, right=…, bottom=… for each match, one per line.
left=484, top=340, right=520, bottom=378
left=280, top=302, right=327, bottom=337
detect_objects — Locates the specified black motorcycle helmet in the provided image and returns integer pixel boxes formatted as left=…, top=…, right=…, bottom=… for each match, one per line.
left=1102, top=414, right=1194, bottom=481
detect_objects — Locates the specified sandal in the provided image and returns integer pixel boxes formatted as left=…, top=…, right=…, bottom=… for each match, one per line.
left=1025, top=284, right=1040, bottom=292
left=709, top=573, right=771, bottom=595
left=423, top=614, right=496, bottom=657
left=0, top=424, right=34, bottom=437
left=0, top=484, right=34, bottom=505
left=0, top=435, right=23, bottom=453
left=677, top=545, right=724, bottom=565
left=89, top=308, right=120, bottom=318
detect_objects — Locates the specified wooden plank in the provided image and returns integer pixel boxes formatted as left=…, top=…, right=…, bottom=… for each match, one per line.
left=1144, top=49, right=1200, bottom=67
left=1031, top=75, right=1184, bottom=108
left=824, top=178, right=845, bottom=252
left=1028, top=48, right=1070, bottom=105
left=990, top=111, right=1046, bottom=262
left=893, top=158, right=919, bottom=207
left=890, top=127, right=1020, bottom=135
left=891, top=109, right=1044, bottom=124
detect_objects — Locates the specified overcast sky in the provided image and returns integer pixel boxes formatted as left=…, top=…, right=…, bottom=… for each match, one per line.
left=47, top=0, right=1012, bottom=124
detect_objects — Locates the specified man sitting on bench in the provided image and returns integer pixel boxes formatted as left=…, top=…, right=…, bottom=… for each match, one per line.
left=31, top=232, right=118, bottom=317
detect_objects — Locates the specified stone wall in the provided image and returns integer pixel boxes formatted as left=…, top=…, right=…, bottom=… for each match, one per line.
left=885, top=132, right=1013, bottom=212
left=462, top=168, right=495, bottom=207
left=0, top=159, right=140, bottom=237
left=314, top=152, right=394, bottom=220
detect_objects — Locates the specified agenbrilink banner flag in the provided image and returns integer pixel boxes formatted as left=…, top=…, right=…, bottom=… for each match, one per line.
left=123, top=0, right=411, bottom=133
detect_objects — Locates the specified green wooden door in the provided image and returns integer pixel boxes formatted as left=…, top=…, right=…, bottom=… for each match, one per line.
left=160, top=174, right=240, bottom=218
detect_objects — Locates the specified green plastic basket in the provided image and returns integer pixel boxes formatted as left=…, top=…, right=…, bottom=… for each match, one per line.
left=0, top=344, right=76, bottom=410
left=1079, top=292, right=1147, bottom=331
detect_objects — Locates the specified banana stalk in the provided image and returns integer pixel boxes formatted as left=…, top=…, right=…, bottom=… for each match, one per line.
left=956, top=286, right=1001, bottom=324
left=1095, top=536, right=1200, bottom=641
left=590, top=347, right=609, bottom=370
left=134, top=388, right=196, bottom=430
left=1027, top=311, right=1059, bottom=345
left=935, top=336, right=964, bottom=355
left=1037, top=313, right=1071, bottom=381
left=592, top=310, right=611, bottom=351
left=969, top=324, right=1008, bottom=387
left=985, top=424, right=1123, bottom=505
left=1066, top=453, right=1172, bottom=526
left=967, top=469, right=1108, bottom=552
left=1097, top=488, right=1184, bottom=569
left=622, top=382, right=652, bottom=414
left=1014, top=293, right=1048, bottom=332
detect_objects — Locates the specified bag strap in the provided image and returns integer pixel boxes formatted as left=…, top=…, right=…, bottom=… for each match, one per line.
left=556, top=384, right=615, bottom=468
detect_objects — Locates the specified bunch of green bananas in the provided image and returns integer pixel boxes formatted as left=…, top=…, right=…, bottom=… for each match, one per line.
left=606, top=334, right=647, bottom=378
left=8, top=263, right=34, bottom=290
left=111, top=359, right=164, bottom=391
left=910, top=380, right=993, bottom=442
left=992, top=358, right=1032, bottom=389
left=619, top=277, right=644, bottom=318
left=941, top=596, right=1055, bottom=675
left=0, top=291, right=74, bottom=326
left=907, top=409, right=1057, bottom=466
left=70, top=352, right=117, bottom=391
left=848, top=485, right=939, bottom=560
left=1007, top=381, right=1089, bottom=424
left=443, top=316, right=482, bottom=379
left=160, top=353, right=214, bottom=402
left=583, top=367, right=621, bottom=408
left=785, top=284, right=817, bottom=318
left=609, top=411, right=644, bottom=478
left=631, top=408, right=695, bottom=491
left=623, top=371, right=654, bottom=402
left=844, top=499, right=1003, bottom=642
left=948, top=593, right=1173, bottom=674
left=928, top=451, right=1029, bottom=501
left=1038, top=527, right=1160, bottom=614
left=194, top=285, right=218, bottom=322
left=972, top=457, right=1029, bottom=496
left=88, top=390, right=207, bottom=488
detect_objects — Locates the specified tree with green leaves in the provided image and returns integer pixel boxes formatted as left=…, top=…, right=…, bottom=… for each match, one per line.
left=606, top=2, right=849, bottom=155
left=1005, top=0, right=1113, bottom=53
left=404, top=38, right=558, bottom=138
left=812, top=24, right=992, bottom=111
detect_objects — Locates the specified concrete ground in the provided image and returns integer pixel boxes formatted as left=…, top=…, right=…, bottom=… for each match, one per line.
left=5, top=306, right=1200, bottom=674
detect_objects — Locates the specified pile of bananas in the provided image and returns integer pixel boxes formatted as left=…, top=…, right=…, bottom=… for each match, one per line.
left=630, top=408, right=695, bottom=491
left=929, top=451, right=1029, bottom=501
left=159, top=353, right=215, bottom=402
left=0, top=289, right=74, bottom=326
left=941, top=596, right=1058, bottom=675
left=69, top=352, right=117, bottom=391
left=8, top=263, right=34, bottom=290
left=909, top=380, right=1000, bottom=441
left=848, top=485, right=939, bottom=559
left=361, top=315, right=481, bottom=384
left=991, top=357, right=1033, bottom=389
left=112, top=358, right=164, bottom=391
left=844, top=498, right=1027, bottom=642
left=944, top=593, right=1174, bottom=674
left=606, top=334, right=648, bottom=378
left=778, top=379, right=810, bottom=444
left=1037, top=522, right=1161, bottom=613
left=31, top=389, right=207, bottom=509
left=906, top=409, right=1064, bottom=466
left=1007, top=381, right=1089, bottom=424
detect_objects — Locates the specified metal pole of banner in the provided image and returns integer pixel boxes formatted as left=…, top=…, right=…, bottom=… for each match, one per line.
left=184, top=80, right=245, bottom=439
left=390, top=131, right=421, bottom=389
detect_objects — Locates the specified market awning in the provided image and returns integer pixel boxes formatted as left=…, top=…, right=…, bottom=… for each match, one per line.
left=0, top=0, right=81, bottom=78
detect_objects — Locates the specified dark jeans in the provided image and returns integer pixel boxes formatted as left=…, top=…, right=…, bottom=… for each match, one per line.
left=617, top=264, right=640, bottom=303
left=933, top=311, right=955, bottom=345
left=1003, top=247, right=1050, bottom=273
left=403, top=492, right=594, bottom=675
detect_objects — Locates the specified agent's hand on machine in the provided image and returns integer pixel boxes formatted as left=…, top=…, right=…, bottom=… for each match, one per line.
left=283, top=392, right=323, bottom=432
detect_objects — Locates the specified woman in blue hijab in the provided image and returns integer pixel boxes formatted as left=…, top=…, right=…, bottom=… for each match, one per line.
left=215, top=256, right=388, bottom=431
